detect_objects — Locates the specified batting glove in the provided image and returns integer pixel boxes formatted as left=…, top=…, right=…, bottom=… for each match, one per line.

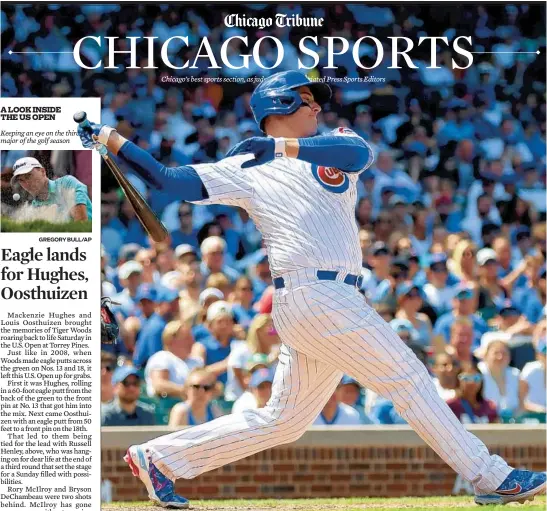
left=226, top=137, right=287, bottom=169
left=77, top=121, right=105, bottom=149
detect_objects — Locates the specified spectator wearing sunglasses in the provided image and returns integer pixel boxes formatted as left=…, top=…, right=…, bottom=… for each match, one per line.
left=169, top=368, right=221, bottom=427
left=101, top=367, right=156, bottom=427
left=394, top=283, right=432, bottom=348
left=447, top=359, right=498, bottom=424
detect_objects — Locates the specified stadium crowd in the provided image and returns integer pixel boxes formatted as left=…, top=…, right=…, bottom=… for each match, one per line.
left=1, top=3, right=544, bottom=427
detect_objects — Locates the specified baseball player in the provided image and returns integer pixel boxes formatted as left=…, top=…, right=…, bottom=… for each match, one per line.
left=79, top=71, right=545, bottom=508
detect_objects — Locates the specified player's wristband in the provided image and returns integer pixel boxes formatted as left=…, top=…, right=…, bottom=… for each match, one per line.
left=273, top=138, right=287, bottom=158
left=98, top=126, right=116, bottom=145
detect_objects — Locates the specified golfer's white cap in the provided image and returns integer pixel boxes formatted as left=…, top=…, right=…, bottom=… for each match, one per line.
left=12, top=157, right=43, bottom=177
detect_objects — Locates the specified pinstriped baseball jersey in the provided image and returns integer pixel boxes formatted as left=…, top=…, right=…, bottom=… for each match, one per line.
left=190, top=128, right=373, bottom=278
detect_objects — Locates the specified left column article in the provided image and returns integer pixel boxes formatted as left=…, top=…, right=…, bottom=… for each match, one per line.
left=0, top=98, right=101, bottom=511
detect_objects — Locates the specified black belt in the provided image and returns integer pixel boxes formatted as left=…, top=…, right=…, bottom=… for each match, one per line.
left=273, top=270, right=363, bottom=290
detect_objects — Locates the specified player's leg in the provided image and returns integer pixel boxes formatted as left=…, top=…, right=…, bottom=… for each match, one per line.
left=130, top=343, right=342, bottom=485
left=275, top=281, right=516, bottom=495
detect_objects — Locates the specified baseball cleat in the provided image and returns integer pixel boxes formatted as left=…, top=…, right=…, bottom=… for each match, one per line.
left=474, top=469, right=546, bottom=505
left=124, top=445, right=189, bottom=508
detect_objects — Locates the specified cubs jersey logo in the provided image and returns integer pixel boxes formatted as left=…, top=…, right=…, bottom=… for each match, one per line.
left=311, top=164, right=349, bottom=193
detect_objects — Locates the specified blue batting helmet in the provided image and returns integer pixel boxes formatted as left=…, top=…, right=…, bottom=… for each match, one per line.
left=250, top=71, right=332, bottom=131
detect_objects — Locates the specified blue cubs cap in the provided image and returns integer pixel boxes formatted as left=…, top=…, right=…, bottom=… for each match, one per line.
left=156, top=286, right=180, bottom=303
left=136, top=284, right=157, bottom=302
left=396, top=282, right=421, bottom=299
left=249, top=368, right=274, bottom=388
left=455, top=285, right=474, bottom=300
left=339, top=375, right=360, bottom=387
left=112, top=366, right=140, bottom=385
left=428, top=253, right=448, bottom=268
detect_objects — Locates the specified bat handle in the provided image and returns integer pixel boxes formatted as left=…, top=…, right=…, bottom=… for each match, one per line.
left=73, top=111, right=107, bottom=155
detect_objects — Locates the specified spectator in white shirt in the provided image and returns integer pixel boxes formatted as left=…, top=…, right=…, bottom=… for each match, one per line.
left=144, top=320, right=202, bottom=398
left=432, top=352, right=459, bottom=401
left=520, top=338, right=547, bottom=413
left=478, top=339, right=525, bottom=417
left=231, top=367, right=273, bottom=414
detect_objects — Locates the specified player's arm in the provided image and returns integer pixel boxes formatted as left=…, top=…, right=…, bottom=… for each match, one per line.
left=227, top=130, right=373, bottom=173
left=77, top=124, right=208, bottom=201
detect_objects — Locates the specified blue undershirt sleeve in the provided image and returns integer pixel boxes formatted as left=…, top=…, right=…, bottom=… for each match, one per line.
left=117, top=140, right=208, bottom=201
left=297, top=135, right=374, bottom=173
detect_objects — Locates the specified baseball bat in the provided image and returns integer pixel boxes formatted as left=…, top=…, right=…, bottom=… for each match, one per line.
left=73, top=111, right=169, bottom=243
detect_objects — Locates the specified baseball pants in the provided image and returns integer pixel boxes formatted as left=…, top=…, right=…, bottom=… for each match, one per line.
left=145, top=269, right=512, bottom=494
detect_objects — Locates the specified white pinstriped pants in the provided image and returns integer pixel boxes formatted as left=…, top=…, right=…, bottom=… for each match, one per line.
left=145, top=269, right=512, bottom=493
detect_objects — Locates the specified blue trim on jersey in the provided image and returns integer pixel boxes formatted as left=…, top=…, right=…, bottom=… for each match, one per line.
left=311, top=164, right=350, bottom=193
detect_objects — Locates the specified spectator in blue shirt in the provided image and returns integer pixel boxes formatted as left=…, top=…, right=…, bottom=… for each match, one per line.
left=113, top=261, right=143, bottom=317
left=434, top=286, right=490, bottom=350
left=101, top=366, right=155, bottom=427
left=170, top=202, right=199, bottom=249
left=190, top=301, right=237, bottom=385
left=133, top=287, right=180, bottom=368
left=512, top=264, right=545, bottom=324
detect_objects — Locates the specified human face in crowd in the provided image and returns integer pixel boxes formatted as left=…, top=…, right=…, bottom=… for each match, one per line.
left=477, top=195, right=492, bottom=216
left=337, top=382, right=361, bottom=407
left=480, top=257, right=499, bottom=280
left=433, top=354, right=459, bottom=387
left=428, top=263, right=448, bottom=287
left=454, top=295, right=474, bottom=316
left=179, top=262, right=202, bottom=288
left=450, top=323, right=473, bottom=354
left=457, top=367, right=483, bottom=401
left=116, top=375, right=141, bottom=404
left=359, top=230, right=375, bottom=260
left=252, top=380, right=273, bottom=408
left=135, top=249, right=157, bottom=278
left=178, top=203, right=193, bottom=230
left=158, top=298, right=180, bottom=319
left=234, top=277, right=254, bottom=306
left=156, top=249, right=175, bottom=274
left=209, top=315, right=234, bottom=341
left=16, top=167, right=48, bottom=196
left=138, top=298, right=156, bottom=318
left=256, top=318, right=279, bottom=351
left=123, top=271, right=142, bottom=294
left=170, top=325, right=195, bottom=359
left=186, top=372, right=216, bottom=406
left=484, top=341, right=510, bottom=370
left=203, top=243, right=225, bottom=273
left=401, top=288, right=422, bottom=314
left=376, top=152, right=393, bottom=173
left=492, top=238, right=511, bottom=269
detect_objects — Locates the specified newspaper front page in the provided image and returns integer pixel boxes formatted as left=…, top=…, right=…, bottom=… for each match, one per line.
left=1, top=2, right=546, bottom=510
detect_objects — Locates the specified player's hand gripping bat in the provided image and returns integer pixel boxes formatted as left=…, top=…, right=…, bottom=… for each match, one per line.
left=73, top=111, right=168, bottom=243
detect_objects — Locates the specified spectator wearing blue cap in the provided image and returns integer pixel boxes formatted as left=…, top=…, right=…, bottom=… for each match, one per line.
left=169, top=368, right=222, bottom=427
left=248, top=368, right=274, bottom=411
left=101, top=366, right=155, bottom=427
left=394, top=282, right=432, bottom=347
left=389, top=318, right=420, bottom=345
left=434, top=285, right=489, bottom=350
left=133, top=286, right=180, bottom=368
left=190, top=301, right=237, bottom=386
left=512, top=260, right=546, bottom=324
left=336, top=376, right=372, bottom=424
left=360, top=242, right=391, bottom=300
left=423, top=253, right=458, bottom=318
left=313, top=386, right=363, bottom=426
left=520, top=338, right=547, bottom=415
left=113, top=261, right=143, bottom=317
